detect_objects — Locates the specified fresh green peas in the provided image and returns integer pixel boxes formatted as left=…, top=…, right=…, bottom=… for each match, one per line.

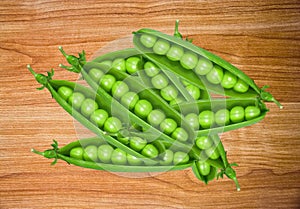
left=134, top=99, right=153, bottom=119
left=103, top=117, right=122, bottom=133
left=196, top=136, right=213, bottom=150
left=206, top=65, right=224, bottom=84
left=205, top=147, right=220, bottom=160
left=127, top=153, right=143, bottom=166
left=166, top=45, right=184, bottom=61
left=141, top=144, right=159, bottom=158
left=140, top=34, right=157, bottom=48
left=198, top=161, right=211, bottom=176
left=153, top=39, right=170, bottom=55
left=234, top=78, right=249, bottom=93
left=215, top=109, right=230, bottom=126
left=83, top=145, right=98, bottom=162
left=147, top=109, right=166, bottom=127
left=129, top=137, right=147, bottom=152
left=160, top=85, right=179, bottom=101
left=151, top=73, right=169, bottom=89
left=81, top=98, right=99, bottom=118
left=185, top=84, right=201, bottom=100
left=111, top=81, right=129, bottom=99
left=88, top=68, right=104, bottom=83
left=159, top=150, right=174, bottom=165
left=90, top=109, right=109, bottom=128
left=58, top=86, right=73, bottom=100
left=126, top=57, right=142, bottom=74
left=97, top=144, right=114, bottom=163
left=184, top=113, right=200, bottom=130
left=230, top=106, right=245, bottom=123
left=199, top=110, right=215, bottom=129
left=180, top=51, right=198, bottom=70
left=245, top=106, right=261, bottom=120
left=99, top=74, right=116, bottom=92
left=68, top=92, right=85, bottom=110
left=70, top=147, right=84, bottom=160
left=111, top=148, right=127, bottom=165
left=120, top=91, right=139, bottom=110
left=160, top=118, right=177, bottom=135
left=194, top=57, right=213, bottom=75
left=112, top=58, right=126, bottom=72
left=171, top=127, right=189, bottom=142
left=221, top=71, right=237, bottom=89
left=144, top=61, right=160, bottom=77
left=173, top=151, right=189, bottom=165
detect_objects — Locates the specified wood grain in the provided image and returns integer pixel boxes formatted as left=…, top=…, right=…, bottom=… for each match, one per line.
left=1, top=0, right=299, bottom=208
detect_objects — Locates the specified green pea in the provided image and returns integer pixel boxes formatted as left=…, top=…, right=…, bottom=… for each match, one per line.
left=153, top=39, right=170, bottom=55
left=141, top=144, right=159, bottom=158
left=90, top=109, right=108, bottom=128
left=99, top=74, right=116, bottom=92
left=185, top=84, right=201, bottom=100
left=195, top=136, right=213, bottom=150
left=120, top=91, right=139, bottom=110
left=166, top=45, right=184, bottom=61
left=97, top=144, right=114, bottom=163
left=230, top=106, right=245, bottom=123
left=111, top=148, right=127, bottom=165
left=129, top=137, right=147, bottom=152
left=171, top=127, right=189, bottom=142
left=160, top=118, right=177, bottom=135
left=180, top=51, right=198, bottom=70
left=245, top=106, right=261, bottom=121
left=70, top=147, right=84, bottom=160
left=68, top=92, right=85, bottom=110
left=169, top=97, right=184, bottom=106
left=160, top=85, right=179, bottom=101
left=117, top=137, right=129, bottom=145
left=151, top=73, right=169, bottom=89
left=103, top=117, right=122, bottom=133
left=100, top=60, right=112, bottom=67
left=126, top=57, right=142, bottom=74
left=233, top=78, right=249, bottom=93
left=215, top=109, right=230, bottom=126
left=81, top=98, right=99, bottom=118
left=83, top=145, right=98, bottom=162
left=144, top=61, right=160, bottom=77
left=194, top=57, right=213, bottom=75
left=147, top=109, right=166, bottom=127
left=88, top=68, right=104, bottom=83
left=206, top=65, right=224, bottom=84
left=111, top=58, right=126, bottom=72
left=173, top=151, right=189, bottom=165
left=140, top=34, right=157, bottom=48
left=134, top=99, right=153, bottom=119
left=127, top=154, right=143, bottom=166
left=221, top=71, right=237, bottom=89
left=199, top=110, right=215, bottom=129
left=185, top=113, right=200, bottom=130
left=159, top=150, right=174, bottom=165
left=198, top=161, right=211, bottom=176
left=205, top=146, right=220, bottom=160
left=58, top=86, right=73, bottom=100
left=111, top=81, right=129, bottom=99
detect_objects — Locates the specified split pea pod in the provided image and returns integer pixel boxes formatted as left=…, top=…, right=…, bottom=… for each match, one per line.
left=133, top=21, right=282, bottom=108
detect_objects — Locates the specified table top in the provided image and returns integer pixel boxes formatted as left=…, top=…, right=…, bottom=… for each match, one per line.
left=1, top=0, right=299, bottom=208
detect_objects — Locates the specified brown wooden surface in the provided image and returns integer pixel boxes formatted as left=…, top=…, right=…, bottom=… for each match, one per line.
left=1, top=0, right=300, bottom=208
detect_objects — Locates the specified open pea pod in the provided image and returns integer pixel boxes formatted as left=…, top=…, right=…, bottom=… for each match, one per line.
left=31, top=137, right=193, bottom=172
left=132, top=20, right=282, bottom=109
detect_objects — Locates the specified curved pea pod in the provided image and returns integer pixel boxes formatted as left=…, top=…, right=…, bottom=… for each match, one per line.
left=173, top=98, right=268, bottom=136
left=31, top=137, right=193, bottom=172
left=132, top=21, right=282, bottom=109
left=27, top=66, right=158, bottom=165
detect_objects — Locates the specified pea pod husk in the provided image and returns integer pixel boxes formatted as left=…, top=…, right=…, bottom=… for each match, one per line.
left=132, top=23, right=282, bottom=108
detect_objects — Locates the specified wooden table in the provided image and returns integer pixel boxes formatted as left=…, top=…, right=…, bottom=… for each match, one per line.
left=1, top=0, right=299, bottom=208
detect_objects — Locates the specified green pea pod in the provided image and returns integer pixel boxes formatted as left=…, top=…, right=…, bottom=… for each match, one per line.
left=28, top=65, right=158, bottom=165
left=132, top=21, right=282, bottom=109
left=31, top=137, right=193, bottom=172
